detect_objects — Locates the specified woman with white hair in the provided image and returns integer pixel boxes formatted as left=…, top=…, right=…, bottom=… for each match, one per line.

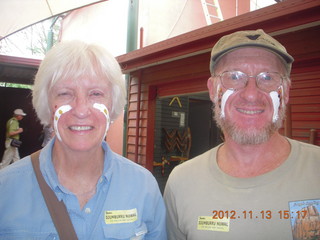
left=0, top=41, right=167, bottom=240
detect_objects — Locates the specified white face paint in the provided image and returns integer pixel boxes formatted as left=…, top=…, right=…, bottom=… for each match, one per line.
left=53, top=103, right=111, bottom=143
left=218, top=84, right=283, bottom=123
left=53, top=105, right=72, bottom=141
left=269, top=86, right=283, bottom=123
left=218, top=84, right=235, bottom=119
left=93, top=103, right=111, bottom=140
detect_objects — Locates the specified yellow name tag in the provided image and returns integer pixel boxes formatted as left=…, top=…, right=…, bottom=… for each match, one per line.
left=105, top=209, right=138, bottom=224
left=197, top=216, right=230, bottom=232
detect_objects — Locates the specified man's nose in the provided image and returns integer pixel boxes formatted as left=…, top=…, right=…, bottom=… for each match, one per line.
left=240, top=76, right=260, bottom=100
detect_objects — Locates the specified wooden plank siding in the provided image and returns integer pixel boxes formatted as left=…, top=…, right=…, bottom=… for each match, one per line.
left=141, top=52, right=210, bottom=97
left=283, top=25, right=320, bottom=145
left=289, top=69, right=320, bottom=145
left=126, top=74, right=149, bottom=166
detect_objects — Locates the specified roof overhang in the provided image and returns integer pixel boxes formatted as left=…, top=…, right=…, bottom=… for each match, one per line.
left=0, top=55, right=41, bottom=85
left=117, top=0, right=320, bottom=74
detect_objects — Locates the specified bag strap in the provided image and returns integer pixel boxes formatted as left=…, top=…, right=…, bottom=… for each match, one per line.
left=31, top=151, right=78, bottom=240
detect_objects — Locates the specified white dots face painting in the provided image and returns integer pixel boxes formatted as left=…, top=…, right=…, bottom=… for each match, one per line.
left=54, top=105, right=72, bottom=141
left=53, top=103, right=111, bottom=142
left=93, top=103, right=111, bottom=140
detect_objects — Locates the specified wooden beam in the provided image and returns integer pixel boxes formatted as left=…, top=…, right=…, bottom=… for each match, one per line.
left=117, top=0, right=320, bottom=73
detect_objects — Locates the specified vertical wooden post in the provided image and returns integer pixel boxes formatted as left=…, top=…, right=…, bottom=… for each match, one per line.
left=309, top=129, right=316, bottom=145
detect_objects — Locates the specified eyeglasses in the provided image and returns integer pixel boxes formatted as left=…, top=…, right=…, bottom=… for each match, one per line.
left=213, top=71, right=285, bottom=92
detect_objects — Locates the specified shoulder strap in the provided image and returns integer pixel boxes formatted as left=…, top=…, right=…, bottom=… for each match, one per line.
left=31, top=151, right=78, bottom=240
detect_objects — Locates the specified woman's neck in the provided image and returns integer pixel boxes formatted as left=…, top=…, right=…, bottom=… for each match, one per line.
left=52, top=143, right=105, bottom=208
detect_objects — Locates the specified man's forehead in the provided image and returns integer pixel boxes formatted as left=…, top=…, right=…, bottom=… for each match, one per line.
left=218, top=47, right=286, bottom=66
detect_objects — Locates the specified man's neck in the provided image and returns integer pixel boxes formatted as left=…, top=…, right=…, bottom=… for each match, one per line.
left=217, top=133, right=291, bottom=178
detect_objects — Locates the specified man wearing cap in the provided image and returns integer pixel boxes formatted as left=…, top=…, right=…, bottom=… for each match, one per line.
left=164, top=29, right=320, bottom=239
left=0, top=109, right=26, bottom=169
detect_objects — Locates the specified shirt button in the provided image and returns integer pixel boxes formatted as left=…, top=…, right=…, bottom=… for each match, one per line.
left=85, top=207, right=91, bottom=214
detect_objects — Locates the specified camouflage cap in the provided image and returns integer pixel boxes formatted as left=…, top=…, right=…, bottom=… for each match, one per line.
left=210, top=29, right=294, bottom=74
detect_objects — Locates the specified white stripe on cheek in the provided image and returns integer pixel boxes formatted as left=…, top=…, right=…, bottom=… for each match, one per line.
left=220, top=89, right=235, bottom=119
left=54, top=105, right=72, bottom=141
left=269, top=86, right=283, bottom=123
left=93, top=103, right=111, bottom=140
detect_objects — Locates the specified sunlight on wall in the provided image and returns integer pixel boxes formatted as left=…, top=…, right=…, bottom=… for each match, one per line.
left=251, top=0, right=276, bottom=10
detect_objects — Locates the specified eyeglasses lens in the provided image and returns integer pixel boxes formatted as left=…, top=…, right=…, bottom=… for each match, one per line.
left=220, top=71, right=281, bottom=92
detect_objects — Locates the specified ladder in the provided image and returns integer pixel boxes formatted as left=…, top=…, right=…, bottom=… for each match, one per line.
left=201, top=0, right=224, bottom=25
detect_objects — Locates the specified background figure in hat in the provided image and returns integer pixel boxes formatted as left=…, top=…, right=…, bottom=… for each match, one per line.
left=0, top=109, right=26, bottom=169
left=164, top=29, right=320, bottom=239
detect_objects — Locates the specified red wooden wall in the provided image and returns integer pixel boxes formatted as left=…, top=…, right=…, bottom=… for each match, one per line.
left=278, top=27, right=320, bottom=145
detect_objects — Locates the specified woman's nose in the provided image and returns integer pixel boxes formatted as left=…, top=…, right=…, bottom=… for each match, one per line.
left=72, top=96, right=91, bottom=118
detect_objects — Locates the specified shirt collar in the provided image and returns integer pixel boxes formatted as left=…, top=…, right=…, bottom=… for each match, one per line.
left=101, top=141, right=115, bottom=182
left=39, top=138, right=115, bottom=197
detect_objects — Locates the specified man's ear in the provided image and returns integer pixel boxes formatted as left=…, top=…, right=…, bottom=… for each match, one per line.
left=207, top=77, right=216, bottom=102
left=283, top=84, right=290, bottom=105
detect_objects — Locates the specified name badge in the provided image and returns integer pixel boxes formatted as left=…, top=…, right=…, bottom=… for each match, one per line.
left=105, top=208, right=138, bottom=224
left=197, top=216, right=230, bottom=232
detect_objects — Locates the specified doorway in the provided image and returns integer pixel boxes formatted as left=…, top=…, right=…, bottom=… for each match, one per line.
left=153, top=92, right=222, bottom=193
left=188, top=93, right=222, bottom=158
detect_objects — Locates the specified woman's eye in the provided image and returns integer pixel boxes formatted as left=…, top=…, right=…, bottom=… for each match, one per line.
left=56, top=91, right=72, bottom=98
left=90, top=91, right=104, bottom=97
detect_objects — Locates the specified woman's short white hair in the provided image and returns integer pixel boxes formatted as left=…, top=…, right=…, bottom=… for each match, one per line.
left=32, top=40, right=127, bottom=126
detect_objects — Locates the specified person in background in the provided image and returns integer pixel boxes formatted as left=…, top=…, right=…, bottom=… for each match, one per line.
left=0, top=108, right=26, bottom=169
left=164, top=29, right=320, bottom=240
left=0, top=41, right=167, bottom=240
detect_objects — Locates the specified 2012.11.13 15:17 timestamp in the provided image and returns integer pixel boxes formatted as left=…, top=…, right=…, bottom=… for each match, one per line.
left=212, top=210, right=307, bottom=220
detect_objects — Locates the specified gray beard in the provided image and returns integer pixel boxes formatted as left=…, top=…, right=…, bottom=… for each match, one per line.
left=214, top=106, right=285, bottom=145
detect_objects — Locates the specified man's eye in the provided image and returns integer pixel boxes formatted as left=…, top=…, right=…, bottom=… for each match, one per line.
left=261, top=73, right=272, bottom=81
left=231, top=74, right=238, bottom=80
left=230, top=73, right=241, bottom=80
